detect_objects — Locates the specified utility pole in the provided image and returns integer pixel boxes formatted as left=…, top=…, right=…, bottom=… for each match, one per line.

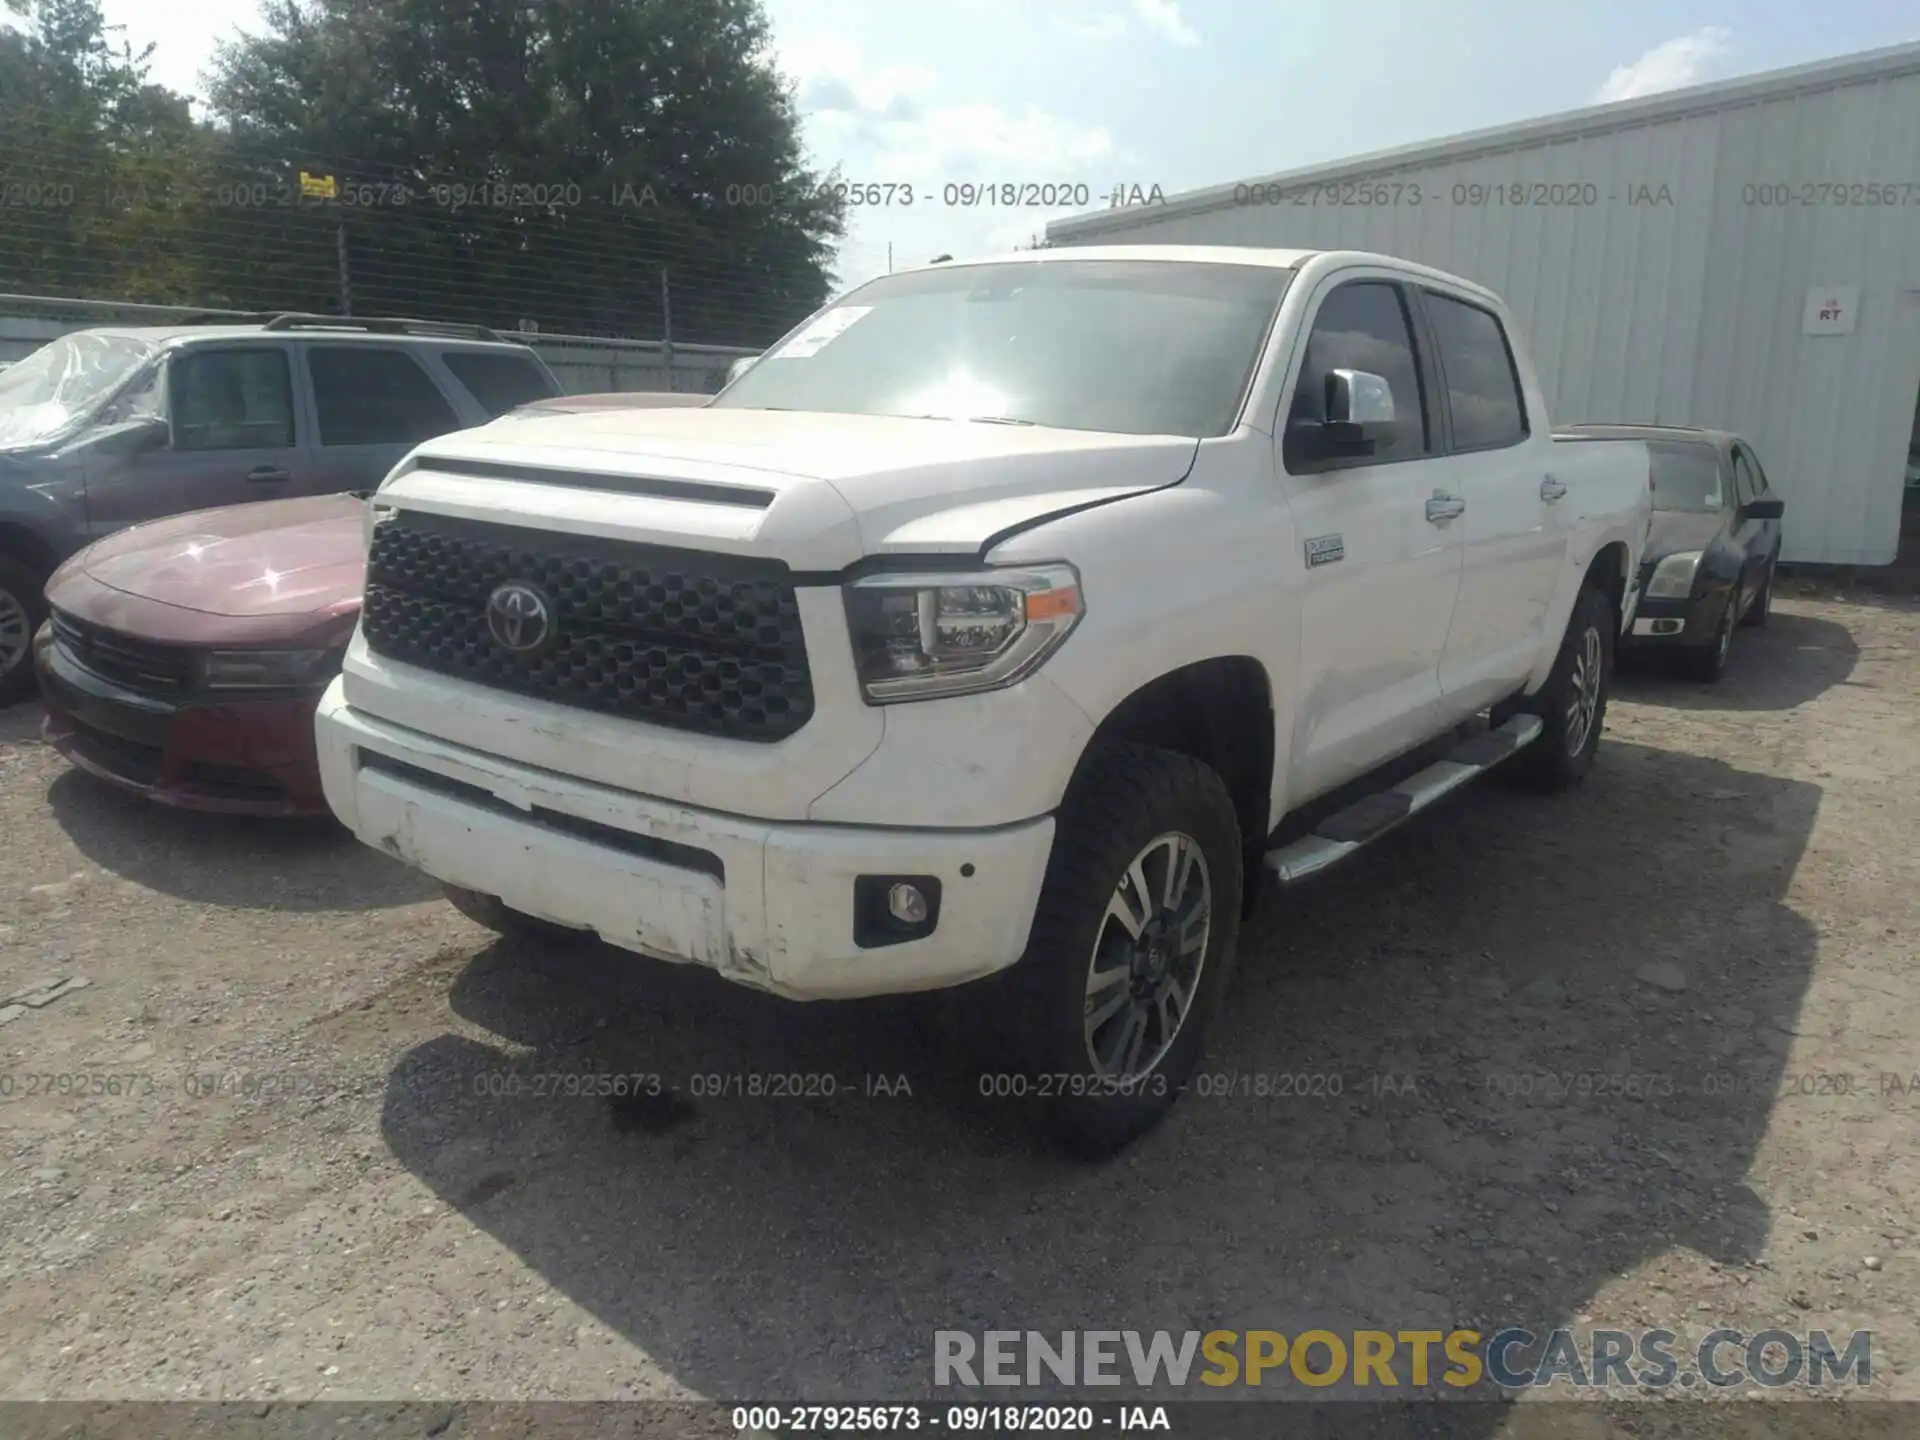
left=660, top=268, right=674, bottom=391
left=887, top=242, right=893, bottom=274
left=303, top=167, right=351, bottom=315
left=336, top=219, right=352, bottom=317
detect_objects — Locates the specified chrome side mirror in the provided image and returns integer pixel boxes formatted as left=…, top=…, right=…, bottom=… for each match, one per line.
left=1326, top=368, right=1395, bottom=431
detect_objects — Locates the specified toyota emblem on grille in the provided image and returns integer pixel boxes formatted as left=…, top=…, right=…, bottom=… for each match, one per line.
left=486, top=581, right=556, bottom=654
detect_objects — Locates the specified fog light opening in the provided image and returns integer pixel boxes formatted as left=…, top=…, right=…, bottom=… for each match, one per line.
left=888, top=882, right=929, bottom=924
left=854, top=874, right=943, bottom=949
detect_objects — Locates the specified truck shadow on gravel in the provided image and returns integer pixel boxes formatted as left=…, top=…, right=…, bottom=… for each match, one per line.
left=1614, top=608, right=1858, bottom=712
left=375, top=736, right=1823, bottom=1413
left=42, top=770, right=438, bottom=911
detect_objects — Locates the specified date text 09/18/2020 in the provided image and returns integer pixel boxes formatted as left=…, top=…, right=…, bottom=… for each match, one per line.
left=709, top=181, right=1110, bottom=209
left=1229, top=180, right=1676, bottom=208
left=469, top=1071, right=916, bottom=1100
left=730, top=1403, right=1166, bottom=1433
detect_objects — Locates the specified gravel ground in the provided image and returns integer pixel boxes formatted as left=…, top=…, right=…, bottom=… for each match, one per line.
left=1, top=592, right=1917, bottom=1431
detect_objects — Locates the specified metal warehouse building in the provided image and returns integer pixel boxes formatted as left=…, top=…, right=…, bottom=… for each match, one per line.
left=1048, top=42, right=1920, bottom=568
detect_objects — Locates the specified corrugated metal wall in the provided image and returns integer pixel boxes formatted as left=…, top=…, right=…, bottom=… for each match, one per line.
left=1051, top=67, right=1920, bottom=565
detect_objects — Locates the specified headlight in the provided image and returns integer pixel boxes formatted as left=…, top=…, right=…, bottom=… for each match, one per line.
left=844, top=564, right=1083, bottom=703
left=1644, top=550, right=1703, bottom=599
left=201, top=649, right=342, bottom=690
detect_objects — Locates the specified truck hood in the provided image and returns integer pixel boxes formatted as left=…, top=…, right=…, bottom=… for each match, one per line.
left=75, top=493, right=368, bottom=617
left=379, top=407, right=1200, bottom=570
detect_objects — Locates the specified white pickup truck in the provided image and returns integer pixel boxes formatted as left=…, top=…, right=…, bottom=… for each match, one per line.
left=315, top=246, right=1652, bottom=1156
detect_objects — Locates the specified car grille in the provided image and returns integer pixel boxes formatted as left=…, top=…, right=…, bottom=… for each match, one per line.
left=65, top=718, right=165, bottom=784
left=51, top=611, right=197, bottom=696
left=360, top=510, right=814, bottom=742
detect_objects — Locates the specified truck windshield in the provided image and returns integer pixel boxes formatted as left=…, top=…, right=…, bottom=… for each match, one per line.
left=0, top=332, right=157, bottom=450
left=1647, top=440, right=1728, bottom=513
left=712, top=259, right=1293, bottom=437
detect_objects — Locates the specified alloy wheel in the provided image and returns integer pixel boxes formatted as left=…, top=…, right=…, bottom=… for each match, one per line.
left=1564, top=624, right=1604, bottom=756
left=1082, top=831, right=1212, bottom=1082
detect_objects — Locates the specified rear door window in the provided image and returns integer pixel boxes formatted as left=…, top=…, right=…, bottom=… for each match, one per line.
left=1420, top=291, right=1529, bottom=451
left=441, top=350, right=560, bottom=417
left=308, top=346, right=462, bottom=446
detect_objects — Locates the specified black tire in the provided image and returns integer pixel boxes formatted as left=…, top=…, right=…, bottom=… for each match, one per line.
left=1502, top=584, right=1614, bottom=792
left=985, top=742, right=1243, bottom=1159
left=1741, top=557, right=1773, bottom=627
left=1684, top=590, right=1735, bottom=683
left=0, top=553, right=50, bottom=708
left=442, top=884, right=592, bottom=943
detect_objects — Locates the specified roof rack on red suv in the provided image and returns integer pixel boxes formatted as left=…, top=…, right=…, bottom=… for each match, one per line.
left=258, top=313, right=511, bottom=344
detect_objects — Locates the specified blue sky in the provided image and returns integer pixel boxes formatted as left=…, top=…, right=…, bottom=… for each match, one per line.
left=95, top=0, right=1920, bottom=292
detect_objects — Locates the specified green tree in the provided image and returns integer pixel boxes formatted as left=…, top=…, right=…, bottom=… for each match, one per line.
left=0, top=0, right=202, bottom=300
left=202, top=0, right=844, bottom=343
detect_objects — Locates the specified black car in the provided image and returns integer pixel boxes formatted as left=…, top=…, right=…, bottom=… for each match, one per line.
left=1556, top=425, right=1785, bottom=682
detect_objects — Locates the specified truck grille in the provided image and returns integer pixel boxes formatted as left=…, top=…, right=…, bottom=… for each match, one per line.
left=360, top=510, right=814, bottom=742
left=51, top=611, right=197, bottom=696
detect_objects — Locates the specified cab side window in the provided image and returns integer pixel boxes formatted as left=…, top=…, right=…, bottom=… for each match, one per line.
left=1283, top=280, right=1429, bottom=474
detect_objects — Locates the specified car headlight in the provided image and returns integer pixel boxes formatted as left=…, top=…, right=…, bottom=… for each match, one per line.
left=201, top=649, right=343, bottom=690
left=844, top=564, right=1083, bottom=703
left=1644, top=550, right=1703, bottom=600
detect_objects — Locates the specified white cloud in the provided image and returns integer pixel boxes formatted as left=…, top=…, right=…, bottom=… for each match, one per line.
left=770, top=20, right=1124, bottom=288
left=1057, top=13, right=1129, bottom=42
left=1593, top=26, right=1732, bottom=103
left=822, top=99, right=1123, bottom=287
left=1131, top=0, right=1199, bottom=47
left=1050, top=0, right=1195, bottom=47
left=870, top=102, right=1117, bottom=177
left=779, top=32, right=937, bottom=117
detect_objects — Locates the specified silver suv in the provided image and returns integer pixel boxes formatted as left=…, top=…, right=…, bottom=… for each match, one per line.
left=0, top=314, right=562, bottom=703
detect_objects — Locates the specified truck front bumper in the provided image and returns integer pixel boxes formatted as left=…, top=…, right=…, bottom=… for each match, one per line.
left=315, top=681, right=1055, bottom=1001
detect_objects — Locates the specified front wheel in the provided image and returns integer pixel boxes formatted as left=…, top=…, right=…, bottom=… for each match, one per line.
left=988, top=742, right=1243, bottom=1159
left=0, top=555, right=49, bottom=707
left=1503, top=584, right=1614, bottom=792
left=1741, top=558, right=1773, bottom=627
left=1684, top=591, right=1735, bottom=682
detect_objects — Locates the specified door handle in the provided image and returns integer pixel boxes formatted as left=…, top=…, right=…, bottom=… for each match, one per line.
left=1540, top=474, right=1567, bottom=502
left=246, top=466, right=292, bottom=483
left=1425, top=491, right=1466, bottom=524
